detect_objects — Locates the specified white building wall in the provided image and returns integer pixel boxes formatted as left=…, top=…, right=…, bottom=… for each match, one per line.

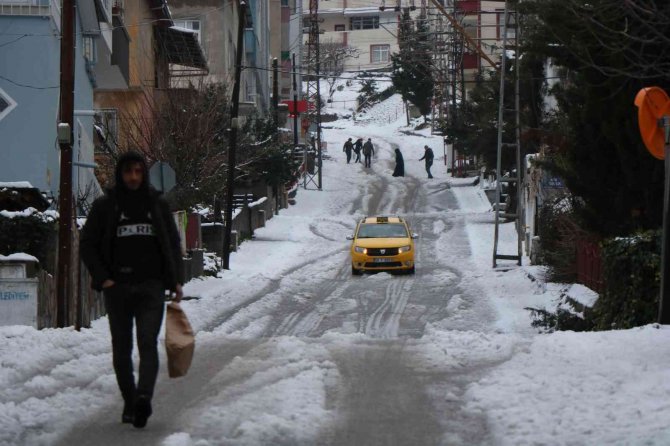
left=303, top=2, right=399, bottom=72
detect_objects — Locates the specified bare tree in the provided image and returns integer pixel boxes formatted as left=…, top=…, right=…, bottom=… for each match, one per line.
left=314, top=41, right=360, bottom=101
left=523, top=0, right=670, bottom=80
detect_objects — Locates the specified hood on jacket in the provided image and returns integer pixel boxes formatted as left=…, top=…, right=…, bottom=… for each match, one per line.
left=114, top=151, right=150, bottom=193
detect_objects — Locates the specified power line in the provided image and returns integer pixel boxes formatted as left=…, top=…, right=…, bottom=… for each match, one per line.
left=0, top=74, right=59, bottom=90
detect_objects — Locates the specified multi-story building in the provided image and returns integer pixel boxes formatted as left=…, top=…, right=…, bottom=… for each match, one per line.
left=169, top=0, right=273, bottom=114
left=303, top=0, right=400, bottom=72
left=92, top=0, right=207, bottom=184
left=0, top=0, right=206, bottom=212
left=0, top=0, right=102, bottom=211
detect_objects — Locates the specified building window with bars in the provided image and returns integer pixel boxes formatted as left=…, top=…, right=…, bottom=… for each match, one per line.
left=94, top=109, right=118, bottom=152
left=173, top=19, right=201, bottom=43
left=83, top=36, right=97, bottom=64
left=350, top=16, right=379, bottom=30
left=370, top=44, right=390, bottom=63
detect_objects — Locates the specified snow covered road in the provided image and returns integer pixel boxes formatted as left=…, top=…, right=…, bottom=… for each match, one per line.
left=3, top=86, right=670, bottom=446
left=52, top=131, right=506, bottom=446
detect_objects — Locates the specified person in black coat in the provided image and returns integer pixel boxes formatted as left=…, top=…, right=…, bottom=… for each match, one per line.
left=392, top=148, right=405, bottom=177
left=362, top=138, right=375, bottom=168
left=80, top=151, right=184, bottom=429
left=343, top=138, right=354, bottom=163
left=419, top=145, right=435, bottom=178
left=353, top=138, right=363, bottom=163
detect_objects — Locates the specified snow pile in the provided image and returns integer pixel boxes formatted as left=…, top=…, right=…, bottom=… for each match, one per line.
left=0, top=207, right=58, bottom=221
left=466, top=325, right=670, bottom=445
left=0, top=182, right=34, bottom=189
left=0, top=253, right=39, bottom=263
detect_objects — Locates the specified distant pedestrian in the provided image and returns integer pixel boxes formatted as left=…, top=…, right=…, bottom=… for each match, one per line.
left=80, top=151, right=184, bottom=429
left=419, top=145, right=434, bottom=178
left=353, top=138, right=363, bottom=163
left=343, top=138, right=354, bottom=164
left=392, top=148, right=405, bottom=177
left=362, top=138, right=375, bottom=168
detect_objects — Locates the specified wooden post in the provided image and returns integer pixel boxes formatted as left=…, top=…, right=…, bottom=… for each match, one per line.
left=223, top=1, right=246, bottom=270
left=56, top=0, right=76, bottom=327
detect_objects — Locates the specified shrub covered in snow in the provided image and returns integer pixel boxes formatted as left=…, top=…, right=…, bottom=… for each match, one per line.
left=591, top=231, right=661, bottom=330
left=0, top=208, right=57, bottom=271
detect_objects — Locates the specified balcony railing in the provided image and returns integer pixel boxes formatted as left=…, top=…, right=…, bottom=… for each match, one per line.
left=0, top=0, right=61, bottom=31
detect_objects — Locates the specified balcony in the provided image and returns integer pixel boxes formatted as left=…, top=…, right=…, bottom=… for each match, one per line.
left=0, top=0, right=61, bottom=30
left=456, top=0, right=478, bottom=14
left=462, top=52, right=479, bottom=70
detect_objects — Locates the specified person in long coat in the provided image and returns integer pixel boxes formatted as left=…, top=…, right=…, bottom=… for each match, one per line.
left=392, top=148, right=405, bottom=177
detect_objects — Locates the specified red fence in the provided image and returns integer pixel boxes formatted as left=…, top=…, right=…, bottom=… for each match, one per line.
left=576, top=239, right=603, bottom=293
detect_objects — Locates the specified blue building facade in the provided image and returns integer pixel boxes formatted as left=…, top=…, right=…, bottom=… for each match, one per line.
left=244, top=0, right=270, bottom=113
left=0, top=1, right=101, bottom=212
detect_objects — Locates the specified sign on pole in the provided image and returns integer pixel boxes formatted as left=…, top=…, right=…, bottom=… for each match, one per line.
left=149, top=161, right=176, bottom=194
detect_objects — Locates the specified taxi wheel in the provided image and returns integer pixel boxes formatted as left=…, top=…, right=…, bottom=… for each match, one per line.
left=352, top=265, right=362, bottom=275
left=408, top=266, right=415, bottom=275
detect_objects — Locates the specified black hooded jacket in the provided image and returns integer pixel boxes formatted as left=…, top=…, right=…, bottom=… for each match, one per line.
left=80, top=152, right=185, bottom=291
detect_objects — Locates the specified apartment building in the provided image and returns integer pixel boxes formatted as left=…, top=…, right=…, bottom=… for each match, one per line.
left=0, top=0, right=101, bottom=209
left=303, top=0, right=399, bottom=72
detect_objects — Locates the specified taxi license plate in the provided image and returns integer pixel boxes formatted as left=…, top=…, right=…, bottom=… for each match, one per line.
left=374, top=258, right=394, bottom=263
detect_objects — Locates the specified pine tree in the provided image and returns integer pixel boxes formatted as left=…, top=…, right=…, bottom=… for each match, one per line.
left=392, top=10, right=434, bottom=120
left=522, top=0, right=669, bottom=235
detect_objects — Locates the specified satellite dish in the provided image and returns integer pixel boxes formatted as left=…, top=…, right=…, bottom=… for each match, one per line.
left=634, top=87, right=670, bottom=160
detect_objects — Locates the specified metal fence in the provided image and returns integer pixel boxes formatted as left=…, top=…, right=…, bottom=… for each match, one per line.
left=576, top=238, right=603, bottom=293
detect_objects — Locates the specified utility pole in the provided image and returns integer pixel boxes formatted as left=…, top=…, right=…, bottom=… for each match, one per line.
left=292, top=53, right=299, bottom=148
left=223, top=0, right=246, bottom=270
left=56, top=0, right=76, bottom=328
left=272, top=57, right=279, bottom=132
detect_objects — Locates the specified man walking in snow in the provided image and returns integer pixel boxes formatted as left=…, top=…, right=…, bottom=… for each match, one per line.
left=353, top=138, right=363, bottom=163
left=363, top=138, right=375, bottom=168
left=80, top=151, right=184, bottom=429
left=419, top=145, right=435, bottom=178
left=343, top=138, right=354, bottom=164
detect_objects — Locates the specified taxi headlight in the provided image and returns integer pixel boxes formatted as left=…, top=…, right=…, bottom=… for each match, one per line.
left=354, top=246, right=367, bottom=254
left=398, top=245, right=411, bottom=253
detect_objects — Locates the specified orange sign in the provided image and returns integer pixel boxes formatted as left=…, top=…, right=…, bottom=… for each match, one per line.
left=634, top=87, right=670, bottom=160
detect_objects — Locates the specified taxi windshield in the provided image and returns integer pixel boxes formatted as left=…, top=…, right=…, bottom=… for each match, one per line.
left=356, top=223, right=408, bottom=238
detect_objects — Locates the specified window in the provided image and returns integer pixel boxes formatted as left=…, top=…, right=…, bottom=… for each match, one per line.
left=350, top=16, right=379, bottom=30
left=0, top=88, right=17, bottom=122
left=94, top=109, right=118, bottom=151
left=496, top=9, right=516, bottom=41
left=173, top=19, right=201, bottom=43
left=334, top=24, right=345, bottom=31
left=370, top=44, right=390, bottom=63
left=83, top=36, right=96, bottom=64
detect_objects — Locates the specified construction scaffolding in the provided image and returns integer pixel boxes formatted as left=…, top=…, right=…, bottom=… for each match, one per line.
left=492, top=3, right=523, bottom=267
left=303, top=0, right=323, bottom=190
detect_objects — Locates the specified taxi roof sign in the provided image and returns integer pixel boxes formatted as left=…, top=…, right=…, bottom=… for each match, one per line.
left=362, top=216, right=404, bottom=224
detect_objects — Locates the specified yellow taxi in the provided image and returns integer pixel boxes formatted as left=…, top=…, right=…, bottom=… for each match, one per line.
left=348, top=216, right=417, bottom=275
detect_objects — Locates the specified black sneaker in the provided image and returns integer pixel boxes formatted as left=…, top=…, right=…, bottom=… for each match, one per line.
left=132, top=395, right=152, bottom=428
left=122, top=400, right=134, bottom=424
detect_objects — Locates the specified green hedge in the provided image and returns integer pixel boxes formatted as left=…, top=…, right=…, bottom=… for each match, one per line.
left=592, top=231, right=661, bottom=330
left=0, top=209, right=57, bottom=271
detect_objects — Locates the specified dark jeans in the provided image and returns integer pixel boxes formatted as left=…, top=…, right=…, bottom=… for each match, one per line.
left=354, top=151, right=361, bottom=163
left=345, top=150, right=352, bottom=163
left=425, top=162, right=433, bottom=178
left=104, top=280, right=165, bottom=402
left=364, top=154, right=372, bottom=167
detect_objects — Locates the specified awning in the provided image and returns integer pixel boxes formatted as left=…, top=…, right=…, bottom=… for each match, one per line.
left=77, top=0, right=101, bottom=35
left=156, top=26, right=208, bottom=71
